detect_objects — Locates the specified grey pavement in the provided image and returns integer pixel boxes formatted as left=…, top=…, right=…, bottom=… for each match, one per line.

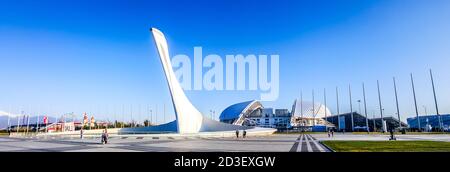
left=0, top=134, right=316, bottom=152
left=289, top=134, right=329, bottom=152
left=3, top=133, right=448, bottom=152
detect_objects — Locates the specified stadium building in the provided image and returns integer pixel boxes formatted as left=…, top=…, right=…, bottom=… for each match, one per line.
left=290, top=99, right=335, bottom=131
left=219, top=99, right=335, bottom=131
left=219, top=100, right=291, bottom=129
left=324, top=113, right=407, bottom=132
left=407, top=114, right=450, bottom=132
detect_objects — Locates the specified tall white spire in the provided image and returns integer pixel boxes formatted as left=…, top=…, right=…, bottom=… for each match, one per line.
left=150, top=28, right=203, bottom=134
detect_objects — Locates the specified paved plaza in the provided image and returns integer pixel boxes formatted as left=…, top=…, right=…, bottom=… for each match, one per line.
left=1, top=133, right=449, bottom=152
left=0, top=134, right=329, bottom=152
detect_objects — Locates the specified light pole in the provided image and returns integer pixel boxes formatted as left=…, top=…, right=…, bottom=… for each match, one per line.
left=36, top=109, right=39, bottom=134
left=138, top=104, right=142, bottom=127
left=382, top=108, right=385, bottom=132
left=114, top=105, right=116, bottom=128
left=26, top=114, right=30, bottom=134
left=393, top=77, right=401, bottom=130
left=377, top=80, right=385, bottom=133
left=336, top=87, right=340, bottom=115
left=336, top=86, right=340, bottom=130
left=312, top=89, right=315, bottom=126
left=122, top=104, right=125, bottom=128
left=429, top=69, right=443, bottom=132
left=423, top=105, right=427, bottom=116
left=17, top=111, right=22, bottom=133
left=373, top=113, right=376, bottom=132
left=130, top=104, right=133, bottom=127
left=410, top=73, right=421, bottom=131
left=357, top=100, right=361, bottom=114
left=155, top=104, right=158, bottom=125
left=362, top=83, right=369, bottom=133
left=323, top=88, right=327, bottom=131
left=7, top=106, right=11, bottom=134
left=349, top=84, right=354, bottom=132
left=300, top=90, right=303, bottom=119
left=164, top=104, right=166, bottom=124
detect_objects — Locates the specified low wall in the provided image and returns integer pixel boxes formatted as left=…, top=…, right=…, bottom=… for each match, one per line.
left=33, top=127, right=276, bottom=139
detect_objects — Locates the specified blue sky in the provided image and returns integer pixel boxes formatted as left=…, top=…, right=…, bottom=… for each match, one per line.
left=1, top=0, right=450, bottom=123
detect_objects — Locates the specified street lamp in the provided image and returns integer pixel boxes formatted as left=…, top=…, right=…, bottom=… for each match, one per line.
left=429, top=69, right=443, bottom=132
left=357, top=100, right=361, bottom=114
left=377, top=80, right=385, bottom=133
left=423, top=105, right=427, bottom=116
left=150, top=110, right=153, bottom=126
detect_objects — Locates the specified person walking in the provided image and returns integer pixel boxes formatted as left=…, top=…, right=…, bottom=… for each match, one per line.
left=331, top=129, right=334, bottom=137
left=243, top=130, right=247, bottom=138
left=80, top=129, right=84, bottom=139
left=101, top=129, right=109, bottom=144
left=389, top=128, right=396, bottom=141
left=104, top=128, right=109, bottom=144
left=235, top=130, right=239, bottom=139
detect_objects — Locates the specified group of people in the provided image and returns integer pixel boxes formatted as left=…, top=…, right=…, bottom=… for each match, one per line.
left=327, top=129, right=335, bottom=138
left=80, top=128, right=109, bottom=144
left=235, top=130, right=247, bottom=139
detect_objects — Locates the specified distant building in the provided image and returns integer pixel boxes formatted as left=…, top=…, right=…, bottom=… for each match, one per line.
left=407, top=114, right=450, bottom=132
left=219, top=100, right=264, bottom=126
left=246, top=108, right=291, bottom=129
left=219, top=100, right=291, bottom=129
left=220, top=99, right=334, bottom=131
left=219, top=100, right=413, bottom=132
left=290, top=99, right=335, bottom=131
left=324, top=112, right=408, bottom=132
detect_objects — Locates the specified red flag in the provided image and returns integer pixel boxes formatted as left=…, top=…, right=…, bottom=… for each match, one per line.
left=43, top=116, right=48, bottom=124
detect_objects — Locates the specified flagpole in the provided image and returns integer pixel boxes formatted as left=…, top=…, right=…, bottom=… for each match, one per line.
left=7, top=105, right=11, bottom=134
left=17, top=111, right=21, bottom=134
left=147, top=105, right=150, bottom=127
left=26, top=114, right=30, bottom=135
left=114, top=105, right=117, bottom=128
left=130, top=104, right=133, bottom=127
left=122, top=104, right=125, bottom=128
left=36, top=106, right=40, bottom=134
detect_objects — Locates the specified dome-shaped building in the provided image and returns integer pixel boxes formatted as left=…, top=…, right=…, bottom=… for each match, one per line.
left=291, top=99, right=331, bottom=118
left=219, top=100, right=264, bottom=126
left=291, top=99, right=333, bottom=127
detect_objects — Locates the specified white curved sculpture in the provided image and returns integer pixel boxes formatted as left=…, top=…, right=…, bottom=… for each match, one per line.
left=291, top=100, right=331, bottom=118
left=151, top=28, right=204, bottom=134
left=39, top=28, right=276, bottom=137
